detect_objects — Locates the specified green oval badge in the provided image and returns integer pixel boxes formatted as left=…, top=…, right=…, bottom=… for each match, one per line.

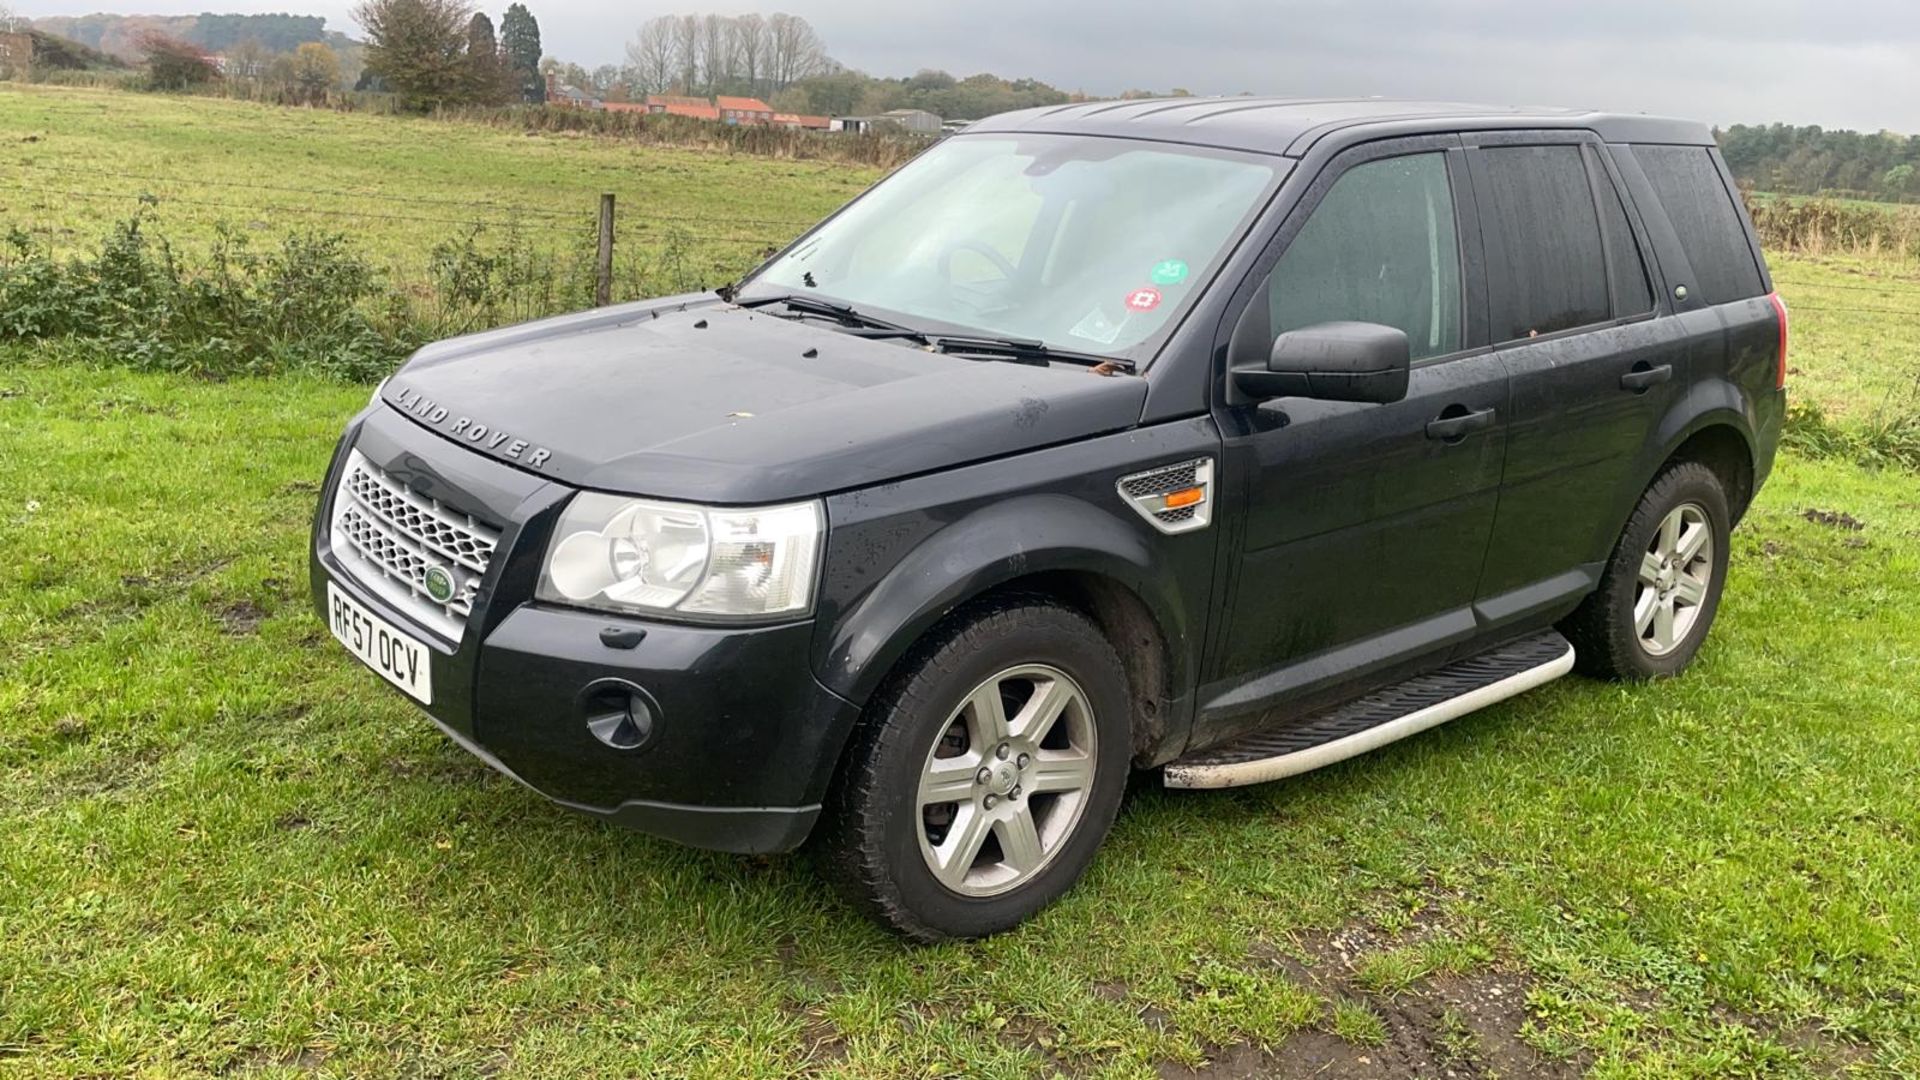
left=1150, top=259, right=1189, bottom=285
left=423, top=564, right=457, bottom=605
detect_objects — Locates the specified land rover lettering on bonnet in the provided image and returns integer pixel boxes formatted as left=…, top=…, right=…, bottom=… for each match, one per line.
left=389, top=386, right=552, bottom=468
left=312, top=98, right=1785, bottom=941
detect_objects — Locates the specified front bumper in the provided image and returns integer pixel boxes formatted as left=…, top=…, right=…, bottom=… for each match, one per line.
left=310, top=404, right=860, bottom=854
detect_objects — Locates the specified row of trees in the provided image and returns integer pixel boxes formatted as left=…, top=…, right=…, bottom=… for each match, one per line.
left=130, top=30, right=339, bottom=104
left=531, top=13, right=1071, bottom=123
left=620, top=13, right=831, bottom=101
left=773, top=69, right=1072, bottom=123
left=1719, top=124, right=1920, bottom=203
left=352, top=0, right=543, bottom=111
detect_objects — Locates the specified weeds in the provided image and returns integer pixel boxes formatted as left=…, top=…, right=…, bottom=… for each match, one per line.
left=0, top=209, right=729, bottom=382
left=0, top=210, right=413, bottom=380
left=1745, top=191, right=1920, bottom=260
left=1783, top=400, right=1920, bottom=470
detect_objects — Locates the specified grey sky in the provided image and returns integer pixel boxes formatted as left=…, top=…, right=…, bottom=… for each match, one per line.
left=24, top=0, right=1920, bottom=130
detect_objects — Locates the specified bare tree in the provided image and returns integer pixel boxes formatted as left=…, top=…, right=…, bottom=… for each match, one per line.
left=624, top=15, right=677, bottom=96
left=672, top=14, right=698, bottom=94
left=765, top=13, right=828, bottom=90
left=696, top=13, right=732, bottom=93
left=729, top=13, right=765, bottom=96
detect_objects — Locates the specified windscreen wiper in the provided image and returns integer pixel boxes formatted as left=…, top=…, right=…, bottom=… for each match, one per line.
left=735, top=293, right=929, bottom=342
left=932, top=335, right=1135, bottom=374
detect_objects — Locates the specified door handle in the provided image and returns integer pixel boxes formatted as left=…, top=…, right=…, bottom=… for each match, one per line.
left=1425, top=407, right=1496, bottom=441
left=1620, top=364, right=1674, bottom=392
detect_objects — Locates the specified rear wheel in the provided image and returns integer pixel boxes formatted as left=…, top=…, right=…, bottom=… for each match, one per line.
left=822, top=600, right=1130, bottom=941
left=1563, top=461, right=1731, bottom=679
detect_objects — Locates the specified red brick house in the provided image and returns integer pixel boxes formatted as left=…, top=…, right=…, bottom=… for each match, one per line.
left=644, top=94, right=722, bottom=121
left=714, top=96, right=774, bottom=125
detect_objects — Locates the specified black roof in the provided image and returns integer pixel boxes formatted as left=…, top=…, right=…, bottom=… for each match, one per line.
left=966, top=97, right=1715, bottom=157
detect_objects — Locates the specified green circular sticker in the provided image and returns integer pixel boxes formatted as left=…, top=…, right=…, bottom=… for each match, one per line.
left=1150, top=259, right=1189, bottom=285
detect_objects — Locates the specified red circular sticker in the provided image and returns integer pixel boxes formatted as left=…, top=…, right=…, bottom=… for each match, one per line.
left=1124, top=286, right=1162, bottom=312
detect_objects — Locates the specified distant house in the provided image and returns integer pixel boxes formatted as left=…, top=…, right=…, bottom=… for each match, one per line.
left=544, top=73, right=601, bottom=109
left=714, top=95, right=774, bottom=125
left=832, top=108, right=943, bottom=135
left=644, top=94, right=721, bottom=122
left=772, top=112, right=831, bottom=131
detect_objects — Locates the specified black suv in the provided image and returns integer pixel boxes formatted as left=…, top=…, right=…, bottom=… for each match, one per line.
left=312, top=98, right=1786, bottom=940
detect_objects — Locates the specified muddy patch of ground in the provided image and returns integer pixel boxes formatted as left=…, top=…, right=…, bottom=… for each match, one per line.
left=1801, top=507, right=1865, bottom=530
left=1158, top=917, right=1588, bottom=1080
left=215, top=598, right=269, bottom=635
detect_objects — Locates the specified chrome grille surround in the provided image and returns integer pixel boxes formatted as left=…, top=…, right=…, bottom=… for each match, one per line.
left=328, top=449, right=501, bottom=640
left=1117, top=458, right=1215, bottom=535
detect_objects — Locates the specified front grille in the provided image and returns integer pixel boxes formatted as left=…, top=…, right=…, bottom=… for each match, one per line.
left=329, top=449, right=502, bottom=640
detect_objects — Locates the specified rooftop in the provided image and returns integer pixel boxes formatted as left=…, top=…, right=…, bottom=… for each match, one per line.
left=966, top=97, right=1714, bottom=157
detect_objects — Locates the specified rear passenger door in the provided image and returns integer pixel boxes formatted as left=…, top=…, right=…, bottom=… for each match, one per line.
left=1468, top=133, right=1689, bottom=630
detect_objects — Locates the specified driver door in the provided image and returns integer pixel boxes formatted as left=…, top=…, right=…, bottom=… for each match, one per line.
left=1198, top=138, right=1510, bottom=737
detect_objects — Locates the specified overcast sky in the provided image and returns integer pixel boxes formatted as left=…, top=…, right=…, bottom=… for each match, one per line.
left=22, top=0, right=1920, bottom=131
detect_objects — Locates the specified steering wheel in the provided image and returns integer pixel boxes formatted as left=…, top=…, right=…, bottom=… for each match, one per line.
left=937, top=239, right=1019, bottom=286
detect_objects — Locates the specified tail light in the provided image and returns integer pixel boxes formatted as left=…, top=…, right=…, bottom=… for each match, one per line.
left=1766, top=292, right=1789, bottom=389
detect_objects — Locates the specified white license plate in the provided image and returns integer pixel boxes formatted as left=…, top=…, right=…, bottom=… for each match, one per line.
left=326, top=581, right=433, bottom=704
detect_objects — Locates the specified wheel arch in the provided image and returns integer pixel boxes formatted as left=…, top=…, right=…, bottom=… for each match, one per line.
left=814, top=496, right=1198, bottom=766
left=1663, top=422, right=1757, bottom=523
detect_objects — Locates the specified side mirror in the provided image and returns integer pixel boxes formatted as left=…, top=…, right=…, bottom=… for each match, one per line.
left=1232, top=321, right=1411, bottom=405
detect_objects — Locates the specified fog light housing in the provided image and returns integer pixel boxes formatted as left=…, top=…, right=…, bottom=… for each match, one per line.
left=580, top=679, right=657, bottom=751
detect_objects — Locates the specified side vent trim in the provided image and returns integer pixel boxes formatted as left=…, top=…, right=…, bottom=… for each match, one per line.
left=1118, top=458, right=1215, bottom=535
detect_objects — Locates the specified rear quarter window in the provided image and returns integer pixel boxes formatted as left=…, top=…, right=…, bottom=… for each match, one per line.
left=1477, top=145, right=1611, bottom=341
left=1636, top=146, right=1765, bottom=304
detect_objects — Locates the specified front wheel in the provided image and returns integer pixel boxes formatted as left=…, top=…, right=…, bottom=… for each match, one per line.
left=1562, top=461, right=1732, bottom=679
left=822, top=600, right=1131, bottom=941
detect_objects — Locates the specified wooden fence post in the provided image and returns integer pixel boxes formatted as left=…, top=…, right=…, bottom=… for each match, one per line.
left=595, top=192, right=615, bottom=307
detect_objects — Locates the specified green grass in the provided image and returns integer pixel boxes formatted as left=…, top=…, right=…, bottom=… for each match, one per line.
left=1771, top=253, right=1920, bottom=420
left=3, top=358, right=1917, bottom=1077
left=2, top=95, right=1919, bottom=1077
left=0, top=84, right=880, bottom=290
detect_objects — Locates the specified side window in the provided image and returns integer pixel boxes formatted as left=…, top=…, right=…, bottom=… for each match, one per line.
left=1592, top=156, right=1654, bottom=316
left=1636, top=145, right=1765, bottom=304
left=1268, top=153, right=1461, bottom=362
left=1478, top=145, right=1610, bottom=341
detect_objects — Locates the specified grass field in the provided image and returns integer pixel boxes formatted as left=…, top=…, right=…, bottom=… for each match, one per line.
left=3, top=87, right=1920, bottom=1078
left=0, top=84, right=881, bottom=297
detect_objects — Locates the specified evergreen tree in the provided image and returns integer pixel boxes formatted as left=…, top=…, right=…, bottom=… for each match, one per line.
left=499, top=3, right=542, bottom=103
left=464, top=12, right=507, bottom=104
left=353, top=0, right=471, bottom=112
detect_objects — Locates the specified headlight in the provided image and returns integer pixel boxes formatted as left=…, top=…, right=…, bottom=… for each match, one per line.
left=536, top=493, right=823, bottom=619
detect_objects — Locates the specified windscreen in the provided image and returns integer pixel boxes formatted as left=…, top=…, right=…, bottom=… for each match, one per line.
left=743, top=134, right=1280, bottom=360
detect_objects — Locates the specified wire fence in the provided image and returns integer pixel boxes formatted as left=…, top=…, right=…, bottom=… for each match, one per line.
left=0, top=161, right=822, bottom=233
left=4, top=163, right=1916, bottom=322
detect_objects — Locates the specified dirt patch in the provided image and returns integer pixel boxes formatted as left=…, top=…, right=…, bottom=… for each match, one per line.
left=1159, top=1042, right=1285, bottom=1078
left=278, top=480, right=322, bottom=497
left=1190, top=922, right=1590, bottom=1080
left=1802, top=507, right=1865, bottom=531
left=119, top=556, right=236, bottom=594
left=216, top=599, right=269, bottom=636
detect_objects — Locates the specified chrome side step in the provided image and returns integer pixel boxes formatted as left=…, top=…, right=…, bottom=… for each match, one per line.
left=1163, top=631, right=1575, bottom=790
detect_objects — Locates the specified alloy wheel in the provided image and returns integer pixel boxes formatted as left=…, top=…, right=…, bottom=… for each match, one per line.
left=1635, top=502, right=1714, bottom=657
left=915, top=663, right=1098, bottom=897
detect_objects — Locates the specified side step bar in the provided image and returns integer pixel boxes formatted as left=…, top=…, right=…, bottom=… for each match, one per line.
left=1164, top=631, right=1575, bottom=790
